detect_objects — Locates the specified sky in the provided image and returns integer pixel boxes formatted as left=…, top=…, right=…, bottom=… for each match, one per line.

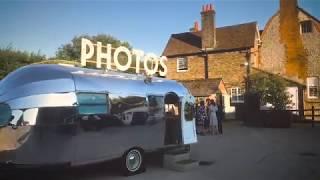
left=0, top=0, right=319, bottom=58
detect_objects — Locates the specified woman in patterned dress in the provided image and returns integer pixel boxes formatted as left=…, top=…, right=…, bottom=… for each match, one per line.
left=197, top=100, right=207, bottom=135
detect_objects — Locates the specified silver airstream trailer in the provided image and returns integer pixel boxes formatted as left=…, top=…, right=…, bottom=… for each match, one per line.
left=0, top=64, right=197, bottom=174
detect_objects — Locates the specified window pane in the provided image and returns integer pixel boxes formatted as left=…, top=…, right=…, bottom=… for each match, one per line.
left=78, top=93, right=107, bottom=105
left=23, top=108, right=38, bottom=125
left=37, top=107, right=77, bottom=125
left=309, top=86, right=318, bottom=97
left=148, top=96, right=164, bottom=123
left=231, top=88, right=236, bottom=96
left=231, top=87, right=244, bottom=103
left=78, top=105, right=107, bottom=115
left=0, top=103, right=11, bottom=126
left=184, top=102, right=194, bottom=121
left=10, top=110, right=23, bottom=126
left=231, top=96, right=237, bottom=102
left=301, top=21, right=312, bottom=33
left=77, top=93, right=108, bottom=115
left=177, top=57, right=188, bottom=71
left=238, top=95, right=244, bottom=101
left=239, top=88, right=245, bottom=95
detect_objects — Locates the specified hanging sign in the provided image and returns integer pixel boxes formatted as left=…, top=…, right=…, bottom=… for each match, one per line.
left=81, top=38, right=168, bottom=76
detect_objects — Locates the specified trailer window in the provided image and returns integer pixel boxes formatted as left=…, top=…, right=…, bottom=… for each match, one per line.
left=184, top=102, right=195, bottom=121
left=77, top=93, right=108, bottom=115
left=0, top=103, right=11, bottom=127
left=23, top=108, right=38, bottom=125
left=148, top=96, right=164, bottom=113
left=148, top=96, right=165, bottom=122
left=37, top=107, right=77, bottom=125
left=10, top=110, right=23, bottom=126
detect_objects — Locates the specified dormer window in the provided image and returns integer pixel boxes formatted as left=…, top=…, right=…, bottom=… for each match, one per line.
left=300, top=20, right=312, bottom=34
left=177, top=57, right=188, bottom=72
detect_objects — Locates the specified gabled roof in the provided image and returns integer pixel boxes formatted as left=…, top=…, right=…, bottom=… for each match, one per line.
left=261, top=7, right=320, bottom=39
left=298, top=7, right=320, bottom=33
left=298, top=7, right=320, bottom=24
left=251, top=67, right=305, bottom=87
left=163, top=22, right=257, bottom=57
left=179, top=78, right=225, bottom=97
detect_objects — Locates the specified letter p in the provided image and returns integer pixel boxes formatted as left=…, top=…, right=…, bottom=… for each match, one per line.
left=81, top=38, right=94, bottom=67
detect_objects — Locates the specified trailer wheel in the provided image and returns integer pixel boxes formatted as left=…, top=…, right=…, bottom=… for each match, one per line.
left=122, top=148, right=145, bottom=176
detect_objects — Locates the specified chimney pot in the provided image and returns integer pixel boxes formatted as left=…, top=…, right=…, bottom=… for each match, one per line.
left=194, top=21, right=199, bottom=32
left=201, top=4, right=216, bottom=49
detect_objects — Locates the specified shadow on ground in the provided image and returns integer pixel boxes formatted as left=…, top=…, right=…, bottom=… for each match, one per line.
left=1, top=151, right=165, bottom=180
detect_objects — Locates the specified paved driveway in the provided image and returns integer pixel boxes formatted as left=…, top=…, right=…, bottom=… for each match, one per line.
left=8, top=122, right=320, bottom=180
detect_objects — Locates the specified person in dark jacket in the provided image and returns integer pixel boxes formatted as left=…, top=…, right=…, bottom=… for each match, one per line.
left=216, top=102, right=224, bottom=134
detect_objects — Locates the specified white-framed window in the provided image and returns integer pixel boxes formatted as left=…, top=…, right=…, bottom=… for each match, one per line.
left=300, top=20, right=312, bottom=34
left=230, top=87, right=245, bottom=103
left=177, top=57, right=188, bottom=72
left=307, top=77, right=319, bottom=99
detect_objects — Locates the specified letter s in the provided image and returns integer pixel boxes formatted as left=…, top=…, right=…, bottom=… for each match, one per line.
left=159, top=56, right=168, bottom=77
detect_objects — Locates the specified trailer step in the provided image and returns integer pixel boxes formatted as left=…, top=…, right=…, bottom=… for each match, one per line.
left=163, top=152, right=199, bottom=172
left=164, top=158, right=199, bottom=172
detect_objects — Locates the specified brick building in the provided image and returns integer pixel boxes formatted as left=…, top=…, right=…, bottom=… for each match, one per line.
left=162, top=4, right=260, bottom=117
left=258, top=0, right=320, bottom=113
left=163, top=1, right=319, bottom=118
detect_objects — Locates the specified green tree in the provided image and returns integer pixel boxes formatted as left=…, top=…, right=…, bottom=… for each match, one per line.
left=55, top=34, right=131, bottom=61
left=249, top=73, right=292, bottom=110
left=0, top=47, right=45, bottom=79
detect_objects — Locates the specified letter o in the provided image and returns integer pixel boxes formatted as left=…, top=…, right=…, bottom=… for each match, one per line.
left=144, top=53, right=159, bottom=75
left=113, top=46, right=132, bottom=72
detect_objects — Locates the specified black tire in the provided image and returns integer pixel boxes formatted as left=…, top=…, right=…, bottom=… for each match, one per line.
left=121, top=148, right=145, bottom=176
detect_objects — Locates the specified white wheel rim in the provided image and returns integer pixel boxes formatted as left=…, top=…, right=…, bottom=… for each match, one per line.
left=126, top=149, right=142, bottom=172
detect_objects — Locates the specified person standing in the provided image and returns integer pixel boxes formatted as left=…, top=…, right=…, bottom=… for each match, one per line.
left=197, top=100, right=207, bottom=135
left=208, top=99, right=218, bottom=135
left=217, top=102, right=224, bottom=134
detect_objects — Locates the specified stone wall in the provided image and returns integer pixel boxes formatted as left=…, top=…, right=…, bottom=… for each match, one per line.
left=260, top=9, right=320, bottom=112
left=260, top=10, right=320, bottom=81
left=260, top=13, right=286, bottom=75
left=259, top=13, right=285, bottom=74
left=299, top=11, right=320, bottom=114
left=298, top=11, right=320, bottom=78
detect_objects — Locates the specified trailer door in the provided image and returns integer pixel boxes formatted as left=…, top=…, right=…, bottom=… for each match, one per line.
left=181, top=95, right=197, bottom=144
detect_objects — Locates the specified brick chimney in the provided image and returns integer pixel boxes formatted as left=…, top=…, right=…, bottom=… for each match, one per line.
left=279, top=0, right=307, bottom=81
left=280, top=0, right=298, bottom=18
left=201, top=4, right=216, bottom=49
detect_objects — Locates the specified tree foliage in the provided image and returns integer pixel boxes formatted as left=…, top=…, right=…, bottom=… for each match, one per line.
left=249, top=73, right=292, bottom=110
left=55, top=34, right=131, bottom=61
left=0, top=47, right=45, bottom=79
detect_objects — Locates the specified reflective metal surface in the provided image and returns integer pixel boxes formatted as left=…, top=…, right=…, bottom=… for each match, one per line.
left=0, top=64, right=194, bottom=167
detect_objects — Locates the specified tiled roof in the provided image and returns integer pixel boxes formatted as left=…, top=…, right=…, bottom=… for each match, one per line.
left=163, top=22, right=257, bottom=57
left=180, top=78, right=223, bottom=97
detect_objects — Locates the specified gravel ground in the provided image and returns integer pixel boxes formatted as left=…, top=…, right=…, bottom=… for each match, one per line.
left=5, top=121, right=320, bottom=180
